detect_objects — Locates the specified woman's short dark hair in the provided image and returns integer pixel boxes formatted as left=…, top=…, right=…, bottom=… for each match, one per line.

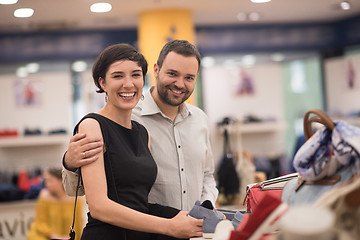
left=156, top=40, right=201, bottom=71
left=92, top=43, right=148, bottom=93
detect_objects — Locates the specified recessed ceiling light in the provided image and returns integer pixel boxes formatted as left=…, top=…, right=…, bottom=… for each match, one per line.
left=72, top=61, right=88, bottom=72
left=237, top=12, right=247, bottom=21
left=201, top=56, right=215, bottom=68
left=251, top=0, right=271, bottom=3
left=223, top=59, right=237, bottom=67
left=26, top=63, right=40, bottom=73
left=16, top=66, right=28, bottom=78
left=90, top=3, right=112, bottom=13
left=242, top=55, right=256, bottom=66
left=271, top=53, right=285, bottom=62
left=249, top=12, right=260, bottom=21
left=14, top=8, right=34, bottom=18
left=340, top=1, right=351, bottom=10
left=0, top=0, right=18, bottom=4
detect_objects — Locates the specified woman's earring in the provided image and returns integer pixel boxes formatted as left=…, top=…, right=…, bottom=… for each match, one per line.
left=141, top=94, right=144, bottom=100
left=105, top=92, right=108, bottom=102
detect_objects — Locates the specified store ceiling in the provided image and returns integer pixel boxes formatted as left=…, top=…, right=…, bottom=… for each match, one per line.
left=1, top=0, right=360, bottom=33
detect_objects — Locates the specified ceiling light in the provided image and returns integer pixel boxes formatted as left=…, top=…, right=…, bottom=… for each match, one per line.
left=14, top=8, right=34, bottom=18
left=90, top=3, right=112, bottom=13
left=16, top=66, right=28, bottom=78
left=242, top=55, right=256, bottom=66
left=26, top=63, right=40, bottom=73
left=340, top=1, right=351, bottom=10
left=223, top=59, right=237, bottom=67
left=0, top=0, right=18, bottom=4
left=249, top=12, right=260, bottom=21
left=201, top=56, right=215, bottom=68
left=251, top=0, right=271, bottom=3
left=236, top=12, right=247, bottom=21
left=271, top=53, right=285, bottom=62
left=72, top=61, right=88, bottom=72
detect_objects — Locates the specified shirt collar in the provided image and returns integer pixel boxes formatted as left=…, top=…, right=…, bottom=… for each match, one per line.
left=139, top=86, right=192, bottom=119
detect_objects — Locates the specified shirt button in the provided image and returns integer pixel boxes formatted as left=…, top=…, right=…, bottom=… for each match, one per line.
left=178, top=145, right=181, bottom=148
left=183, top=190, right=186, bottom=194
left=181, top=168, right=184, bottom=171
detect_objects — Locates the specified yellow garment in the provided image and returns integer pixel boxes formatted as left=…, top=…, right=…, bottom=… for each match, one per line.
left=27, top=198, right=84, bottom=240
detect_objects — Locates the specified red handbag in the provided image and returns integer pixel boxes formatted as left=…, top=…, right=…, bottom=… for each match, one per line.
left=243, top=173, right=298, bottom=212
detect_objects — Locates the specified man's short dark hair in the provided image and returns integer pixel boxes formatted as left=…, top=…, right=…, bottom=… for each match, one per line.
left=157, top=40, right=201, bottom=71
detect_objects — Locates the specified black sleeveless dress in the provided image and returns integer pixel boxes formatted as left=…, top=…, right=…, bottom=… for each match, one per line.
left=77, top=113, right=157, bottom=240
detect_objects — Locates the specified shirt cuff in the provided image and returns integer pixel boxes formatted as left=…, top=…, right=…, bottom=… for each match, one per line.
left=62, top=151, right=79, bottom=173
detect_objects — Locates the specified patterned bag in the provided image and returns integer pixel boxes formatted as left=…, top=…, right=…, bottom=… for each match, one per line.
left=282, top=109, right=360, bottom=206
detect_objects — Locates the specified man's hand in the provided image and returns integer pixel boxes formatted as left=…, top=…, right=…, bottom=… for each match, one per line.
left=64, top=133, right=103, bottom=171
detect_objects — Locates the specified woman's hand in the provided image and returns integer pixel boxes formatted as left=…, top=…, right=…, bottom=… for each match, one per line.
left=167, top=211, right=203, bottom=238
left=49, top=232, right=70, bottom=239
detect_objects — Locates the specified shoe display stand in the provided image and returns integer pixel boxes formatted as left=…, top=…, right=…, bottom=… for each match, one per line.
left=0, top=135, right=69, bottom=147
left=218, top=121, right=287, bottom=162
left=0, top=135, right=69, bottom=240
left=0, top=134, right=69, bottom=168
left=217, top=121, right=287, bottom=202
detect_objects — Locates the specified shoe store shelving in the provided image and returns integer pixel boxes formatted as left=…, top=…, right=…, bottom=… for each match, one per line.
left=0, top=135, right=69, bottom=148
left=227, top=121, right=287, bottom=134
left=217, top=120, right=287, bottom=161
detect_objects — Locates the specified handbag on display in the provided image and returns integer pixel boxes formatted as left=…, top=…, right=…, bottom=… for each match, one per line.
left=217, top=120, right=240, bottom=205
left=243, top=173, right=298, bottom=213
left=281, top=109, right=360, bottom=206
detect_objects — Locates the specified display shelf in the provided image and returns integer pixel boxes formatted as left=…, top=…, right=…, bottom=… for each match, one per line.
left=218, top=121, right=287, bottom=160
left=234, top=121, right=287, bottom=134
left=220, top=121, right=287, bottom=134
left=0, top=134, right=69, bottom=148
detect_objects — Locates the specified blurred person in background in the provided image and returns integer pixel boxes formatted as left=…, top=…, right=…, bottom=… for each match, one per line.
left=27, top=167, right=84, bottom=240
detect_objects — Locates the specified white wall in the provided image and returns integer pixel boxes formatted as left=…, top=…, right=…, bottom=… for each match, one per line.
left=0, top=72, right=72, bottom=169
left=202, top=63, right=286, bottom=166
left=324, top=55, right=360, bottom=116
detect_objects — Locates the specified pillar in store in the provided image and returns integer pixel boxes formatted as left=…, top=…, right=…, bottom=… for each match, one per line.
left=138, top=9, right=196, bottom=105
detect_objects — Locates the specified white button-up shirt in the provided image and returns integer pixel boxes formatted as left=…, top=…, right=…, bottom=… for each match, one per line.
left=132, top=88, right=218, bottom=210
left=62, top=87, right=218, bottom=211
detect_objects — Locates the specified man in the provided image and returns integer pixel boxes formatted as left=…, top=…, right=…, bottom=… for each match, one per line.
left=62, top=40, right=218, bottom=211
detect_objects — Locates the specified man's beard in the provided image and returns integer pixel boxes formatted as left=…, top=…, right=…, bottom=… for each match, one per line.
left=157, top=82, right=192, bottom=107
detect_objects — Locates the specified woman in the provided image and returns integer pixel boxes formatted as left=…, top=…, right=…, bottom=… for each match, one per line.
left=75, top=43, right=202, bottom=239
left=27, top=167, right=84, bottom=240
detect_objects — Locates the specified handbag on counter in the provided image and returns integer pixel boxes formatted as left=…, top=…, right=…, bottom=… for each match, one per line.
left=281, top=109, right=360, bottom=206
left=243, top=173, right=298, bottom=213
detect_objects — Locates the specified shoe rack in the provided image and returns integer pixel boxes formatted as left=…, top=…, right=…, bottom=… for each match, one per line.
left=0, top=135, right=68, bottom=148
left=0, top=134, right=69, bottom=171
left=218, top=120, right=287, bottom=160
